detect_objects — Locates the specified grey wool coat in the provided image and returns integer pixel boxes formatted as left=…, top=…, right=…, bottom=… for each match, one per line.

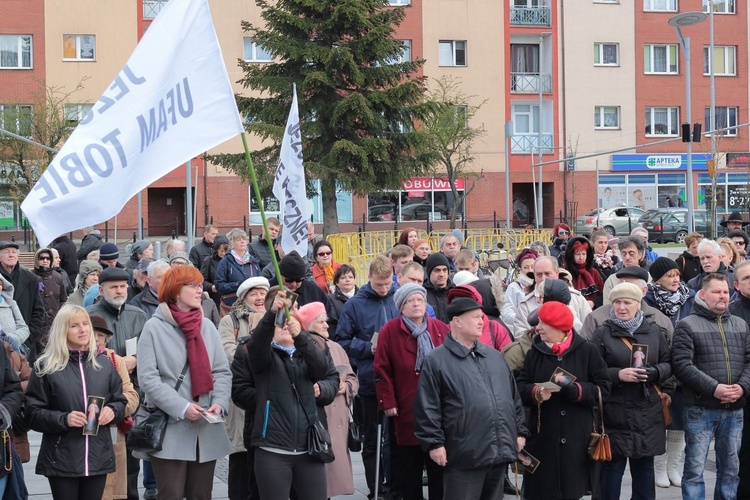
left=136, top=303, right=232, bottom=463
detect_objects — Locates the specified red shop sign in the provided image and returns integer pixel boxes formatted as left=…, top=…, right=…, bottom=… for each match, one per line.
left=402, top=177, right=465, bottom=192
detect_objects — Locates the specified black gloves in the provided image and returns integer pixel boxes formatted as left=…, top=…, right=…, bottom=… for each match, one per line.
left=644, top=366, right=659, bottom=383
left=561, top=383, right=580, bottom=401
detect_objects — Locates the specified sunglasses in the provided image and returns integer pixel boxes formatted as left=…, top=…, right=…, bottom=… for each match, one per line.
left=39, top=256, right=51, bottom=261
left=317, top=251, right=332, bottom=257
left=557, top=230, right=570, bottom=236
left=284, top=278, right=303, bottom=284
left=733, top=240, right=746, bottom=247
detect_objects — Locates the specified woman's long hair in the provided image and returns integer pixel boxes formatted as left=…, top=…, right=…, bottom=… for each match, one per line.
left=35, top=304, right=100, bottom=376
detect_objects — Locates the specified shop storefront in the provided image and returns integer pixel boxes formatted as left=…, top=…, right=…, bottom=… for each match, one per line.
left=367, top=177, right=465, bottom=223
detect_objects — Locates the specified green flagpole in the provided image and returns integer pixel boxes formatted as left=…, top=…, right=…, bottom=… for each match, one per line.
left=240, top=132, right=290, bottom=320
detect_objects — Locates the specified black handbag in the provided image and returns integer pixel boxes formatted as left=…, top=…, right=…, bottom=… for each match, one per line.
left=127, top=362, right=188, bottom=453
left=347, top=404, right=362, bottom=452
left=291, top=382, right=335, bottom=464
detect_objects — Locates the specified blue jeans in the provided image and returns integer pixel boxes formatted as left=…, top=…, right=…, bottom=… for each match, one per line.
left=683, top=406, right=742, bottom=500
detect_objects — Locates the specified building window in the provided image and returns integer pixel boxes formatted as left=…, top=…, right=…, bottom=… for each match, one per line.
left=0, top=35, right=32, bottom=69
left=243, top=38, right=272, bottom=62
left=368, top=178, right=464, bottom=223
left=643, top=0, right=677, bottom=11
left=595, top=106, right=620, bottom=129
left=63, top=35, right=95, bottom=61
left=703, top=0, right=735, bottom=13
left=594, top=43, right=619, bottom=66
left=384, top=40, right=411, bottom=65
left=63, top=103, right=94, bottom=126
left=645, top=107, right=679, bottom=136
left=644, top=44, right=678, bottom=74
left=703, top=46, right=736, bottom=76
left=439, top=40, right=466, bottom=67
left=388, top=0, right=411, bottom=4
left=705, top=106, right=738, bottom=136
left=0, top=105, right=33, bottom=136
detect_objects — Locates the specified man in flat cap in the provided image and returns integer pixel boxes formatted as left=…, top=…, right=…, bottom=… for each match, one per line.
left=0, top=241, right=44, bottom=361
left=414, top=297, right=528, bottom=500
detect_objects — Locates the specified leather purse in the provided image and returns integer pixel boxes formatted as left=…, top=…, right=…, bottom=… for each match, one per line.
left=291, top=381, right=335, bottom=464
left=588, top=386, right=612, bottom=462
left=127, top=362, right=188, bottom=453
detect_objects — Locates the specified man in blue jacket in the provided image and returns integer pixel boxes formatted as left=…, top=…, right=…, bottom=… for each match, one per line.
left=336, top=255, right=399, bottom=500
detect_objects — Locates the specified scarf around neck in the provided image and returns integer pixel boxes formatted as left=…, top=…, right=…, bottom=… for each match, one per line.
left=649, top=282, right=690, bottom=319
left=609, top=308, right=644, bottom=334
left=272, top=341, right=296, bottom=357
left=594, top=250, right=614, bottom=269
left=167, top=303, right=214, bottom=399
left=231, top=249, right=251, bottom=265
left=402, top=315, right=433, bottom=372
left=548, top=331, right=574, bottom=356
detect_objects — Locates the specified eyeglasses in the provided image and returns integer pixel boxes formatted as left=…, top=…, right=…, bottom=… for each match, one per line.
left=317, top=251, right=332, bottom=257
left=183, top=283, right=203, bottom=290
left=557, top=230, right=570, bottom=236
left=284, top=278, right=303, bottom=284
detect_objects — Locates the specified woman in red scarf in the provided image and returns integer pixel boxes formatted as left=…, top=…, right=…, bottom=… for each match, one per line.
left=516, top=301, right=611, bottom=500
left=136, top=266, right=232, bottom=499
left=563, top=236, right=605, bottom=309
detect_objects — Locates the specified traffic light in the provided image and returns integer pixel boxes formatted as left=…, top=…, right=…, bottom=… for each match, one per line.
left=682, top=123, right=702, bottom=143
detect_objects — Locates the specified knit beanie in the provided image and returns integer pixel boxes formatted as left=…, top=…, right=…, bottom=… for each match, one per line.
left=649, top=257, right=679, bottom=282
left=538, top=301, right=574, bottom=332
left=99, top=242, right=119, bottom=261
left=412, top=239, right=429, bottom=252
left=453, top=270, right=479, bottom=286
left=131, top=239, right=152, bottom=256
left=296, top=302, right=327, bottom=331
left=393, top=283, right=427, bottom=311
left=426, top=252, right=450, bottom=277
left=279, top=251, right=307, bottom=281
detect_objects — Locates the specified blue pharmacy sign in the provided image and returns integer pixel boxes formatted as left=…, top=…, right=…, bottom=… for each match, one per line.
left=611, top=153, right=710, bottom=171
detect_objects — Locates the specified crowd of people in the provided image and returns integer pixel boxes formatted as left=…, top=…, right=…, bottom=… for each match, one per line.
left=0, top=218, right=747, bottom=499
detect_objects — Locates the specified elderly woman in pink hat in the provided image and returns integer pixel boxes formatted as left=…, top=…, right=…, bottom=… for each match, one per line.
left=296, top=302, right=359, bottom=498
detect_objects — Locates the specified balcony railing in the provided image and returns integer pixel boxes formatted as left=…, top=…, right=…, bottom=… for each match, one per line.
left=510, top=6, right=551, bottom=27
left=510, top=73, right=552, bottom=94
left=511, top=134, right=554, bottom=154
left=143, top=0, right=168, bottom=20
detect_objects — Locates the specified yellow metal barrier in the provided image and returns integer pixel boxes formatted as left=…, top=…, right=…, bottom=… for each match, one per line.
left=326, top=228, right=554, bottom=286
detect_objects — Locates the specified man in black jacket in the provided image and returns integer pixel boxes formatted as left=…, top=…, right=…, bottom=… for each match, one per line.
left=249, top=217, right=281, bottom=269
left=728, top=261, right=750, bottom=498
left=0, top=241, right=44, bottom=362
left=414, top=297, right=528, bottom=500
left=423, top=253, right=454, bottom=323
left=189, top=224, right=218, bottom=269
left=50, top=234, right=78, bottom=283
left=673, top=273, right=750, bottom=499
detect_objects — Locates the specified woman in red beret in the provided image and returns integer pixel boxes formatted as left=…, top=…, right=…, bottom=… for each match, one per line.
left=516, top=301, right=611, bottom=500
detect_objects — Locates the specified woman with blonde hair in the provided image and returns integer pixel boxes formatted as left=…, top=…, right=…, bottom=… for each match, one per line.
left=718, top=237, right=740, bottom=269
left=26, top=304, right=126, bottom=499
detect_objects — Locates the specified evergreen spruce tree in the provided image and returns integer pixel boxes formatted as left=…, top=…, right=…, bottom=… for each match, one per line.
left=212, top=0, right=436, bottom=233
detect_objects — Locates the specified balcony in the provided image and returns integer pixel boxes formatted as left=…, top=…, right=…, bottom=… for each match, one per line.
left=510, top=73, right=552, bottom=94
left=143, top=0, right=168, bottom=20
left=511, top=134, right=554, bottom=154
left=510, top=5, right=551, bottom=27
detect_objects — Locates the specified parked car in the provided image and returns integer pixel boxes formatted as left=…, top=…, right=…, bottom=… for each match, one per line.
left=400, top=203, right=451, bottom=221
left=574, top=207, right=646, bottom=237
left=368, top=203, right=396, bottom=222
left=642, top=209, right=721, bottom=243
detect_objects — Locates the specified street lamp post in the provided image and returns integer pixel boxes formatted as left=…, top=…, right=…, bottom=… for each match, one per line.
left=669, top=11, right=707, bottom=235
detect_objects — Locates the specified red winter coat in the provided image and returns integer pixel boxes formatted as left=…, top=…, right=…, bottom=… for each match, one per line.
left=374, top=316, right=450, bottom=446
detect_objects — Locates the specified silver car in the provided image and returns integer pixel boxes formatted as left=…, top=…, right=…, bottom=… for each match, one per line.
left=574, top=207, right=646, bottom=237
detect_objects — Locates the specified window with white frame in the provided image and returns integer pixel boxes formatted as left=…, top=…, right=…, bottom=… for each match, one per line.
left=0, top=105, right=33, bottom=136
left=63, top=103, right=94, bottom=126
left=384, top=40, right=411, bottom=65
left=705, top=106, right=738, bottom=136
left=388, top=0, right=411, bottom=4
left=513, top=104, right=540, bottom=135
left=243, top=38, right=272, bottom=62
left=594, top=43, right=619, bottom=66
left=438, top=40, right=466, bottom=67
left=645, top=107, right=679, bottom=136
left=595, top=106, right=620, bottom=129
left=63, top=35, right=95, bottom=61
left=644, top=0, right=677, bottom=11
left=703, top=45, right=736, bottom=75
left=703, top=0, right=735, bottom=13
left=644, top=44, right=678, bottom=74
left=0, top=35, right=32, bottom=69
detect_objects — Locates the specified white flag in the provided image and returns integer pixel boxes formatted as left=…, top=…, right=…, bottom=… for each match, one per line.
left=21, top=0, right=243, bottom=247
left=272, top=85, right=310, bottom=259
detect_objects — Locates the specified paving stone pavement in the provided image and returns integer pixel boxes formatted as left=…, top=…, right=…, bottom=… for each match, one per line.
left=24, top=430, right=716, bottom=499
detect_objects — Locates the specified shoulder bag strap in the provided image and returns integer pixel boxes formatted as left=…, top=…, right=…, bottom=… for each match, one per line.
left=620, top=336, right=663, bottom=396
left=173, top=361, right=189, bottom=392
left=597, top=385, right=606, bottom=435
left=290, top=380, right=315, bottom=426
